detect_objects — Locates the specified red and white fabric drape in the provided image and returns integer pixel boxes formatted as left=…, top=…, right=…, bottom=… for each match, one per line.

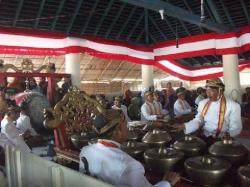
left=0, top=26, right=250, bottom=80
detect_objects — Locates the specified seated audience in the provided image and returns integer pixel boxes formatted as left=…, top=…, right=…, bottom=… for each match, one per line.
left=154, top=91, right=169, bottom=116
left=36, top=77, right=48, bottom=95
left=79, top=110, right=180, bottom=187
left=128, top=97, right=141, bottom=121
left=242, top=87, right=250, bottom=115
left=16, top=103, right=43, bottom=147
left=112, top=96, right=131, bottom=122
left=165, top=82, right=175, bottom=98
left=0, top=92, right=8, bottom=120
left=0, top=165, right=6, bottom=187
left=163, top=89, right=176, bottom=117
left=175, top=82, right=186, bottom=95
left=123, top=89, right=132, bottom=108
left=242, top=87, right=250, bottom=104
left=141, top=91, right=164, bottom=121
left=195, top=87, right=206, bottom=106
left=1, top=107, right=30, bottom=152
left=174, top=91, right=192, bottom=117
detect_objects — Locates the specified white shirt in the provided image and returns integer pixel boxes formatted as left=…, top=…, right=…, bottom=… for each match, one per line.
left=141, top=102, right=157, bottom=121
left=16, top=113, right=37, bottom=136
left=79, top=140, right=171, bottom=187
left=195, top=95, right=205, bottom=106
left=0, top=133, right=13, bottom=148
left=1, top=117, right=31, bottom=152
left=153, top=101, right=163, bottom=115
left=184, top=97, right=242, bottom=138
left=112, top=105, right=131, bottom=122
left=0, top=170, right=6, bottom=187
left=174, top=99, right=192, bottom=117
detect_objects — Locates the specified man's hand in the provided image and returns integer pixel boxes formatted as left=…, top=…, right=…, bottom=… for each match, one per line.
left=170, top=123, right=185, bottom=132
left=163, top=171, right=180, bottom=186
left=22, top=130, right=32, bottom=139
left=157, top=114, right=164, bottom=119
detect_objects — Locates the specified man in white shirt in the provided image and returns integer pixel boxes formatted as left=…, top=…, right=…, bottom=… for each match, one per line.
left=0, top=146, right=7, bottom=187
left=173, top=78, right=242, bottom=142
left=17, top=109, right=37, bottom=136
left=195, top=87, right=206, bottom=106
left=79, top=110, right=179, bottom=187
left=1, top=107, right=30, bottom=152
left=174, top=91, right=192, bottom=117
left=112, top=96, right=131, bottom=122
left=141, top=91, right=164, bottom=121
left=0, top=166, right=6, bottom=187
left=16, top=103, right=43, bottom=147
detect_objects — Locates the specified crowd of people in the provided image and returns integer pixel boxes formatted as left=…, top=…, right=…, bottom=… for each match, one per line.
left=78, top=78, right=246, bottom=187
left=0, top=77, right=249, bottom=187
left=92, top=82, right=207, bottom=123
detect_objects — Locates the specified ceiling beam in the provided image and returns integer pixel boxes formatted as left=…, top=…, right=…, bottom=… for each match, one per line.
left=126, top=13, right=144, bottom=41
left=135, top=69, right=142, bottom=80
left=122, top=64, right=137, bottom=79
left=135, top=29, right=145, bottom=43
left=33, top=0, right=46, bottom=29
left=191, top=58, right=201, bottom=65
left=148, top=15, right=167, bottom=40
left=162, top=18, right=176, bottom=38
left=94, top=0, right=114, bottom=35
left=204, top=2, right=216, bottom=21
left=12, top=0, right=24, bottom=27
left=240, top=0, right=250, bottom=24
left=51, top=0, right=66, bottom=30
left=13, top=56, right=19, bottom=66
left=112, top=61, right=126, bottom=79
left=182, top=0, right=204, bottom=33
left=80, top=0, right=99, bottom=34
left=149, top=33, right=157, bottom=43
left=105, top=4, right=126, bottom=38
left=144, top=9, right=149, bottom=44
left=81, top=55, right=95, bottom=79
left=98, top=60, right=113, bottom=80
left=119, top=0, right=236, bottom=32
left=201, top=56, right=210, bottom=64
left=66, top=0, right=84, bottom=34
left=219, top=0, right=235, bottom=27
left=179, top=20, right=190, bottom=35
left=115, top=7, right=137, bottom=39
left=42, top=56, right=48, bottom=65
left=206, top=0, right=223, bottom=23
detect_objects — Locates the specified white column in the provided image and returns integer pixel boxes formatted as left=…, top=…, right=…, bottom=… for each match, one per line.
left=141, top=64, right=154, bottom=91
left=65, top=53, right=81, bottom=88
left=222, top=54, right=241, bottom=103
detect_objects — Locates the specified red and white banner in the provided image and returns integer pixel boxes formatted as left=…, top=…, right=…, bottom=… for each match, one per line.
left=155, top=60, right=250, bottom=81
left=153, top=27, right=250, bottom=60
left=0, top=26, right=250, bottom=80
left=0, top=28, right=155, bottom=65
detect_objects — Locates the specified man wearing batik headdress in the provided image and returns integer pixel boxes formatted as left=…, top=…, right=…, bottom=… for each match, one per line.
left=141, top=91, right=165, bottom=121
left=79, top=109, right=180, bottom=187
left=173, top=78, right=242, bottom=143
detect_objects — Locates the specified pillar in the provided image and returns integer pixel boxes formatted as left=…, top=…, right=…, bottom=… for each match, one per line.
left=65, top=53, right=81, bottom=88
left=222, top=54, right=241, bottom=103
left=141, top=64, right=154, bottom=91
